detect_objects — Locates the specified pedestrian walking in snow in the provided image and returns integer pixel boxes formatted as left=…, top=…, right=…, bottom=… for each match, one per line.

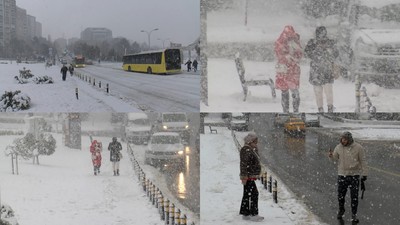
left=90, top=140, right=102, bottom=175
left=108, top=137, right=122, bottom=176
left=60, top=65, right=68, bottom=81
left=305, top=26, right=339, bottom=113
left=239, top=132, right=264, bottom=222
left=192, top=59, right=198, bottom=72
left=68, top=64, right=74, bottom=76
left=185, top=59, right=192, bottom=72
left=274, top=25, right=303, bottom=113
left=328, top=131, right=368, bottom=223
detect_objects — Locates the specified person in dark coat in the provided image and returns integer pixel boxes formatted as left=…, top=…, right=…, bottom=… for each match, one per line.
left=239, top=132, right=264, bottom=222
left=60, top=65, right=68, bottom=81
left=304, top=26, right=339, bottom=113
left=184, top=59, right=192, bottom=72
left=274, top=25, right=303, bottom=113
left=68, top=64, right=74, bottom=76
left=329, top=132, right=368, bottom=223
left=108, top=137, right=122, bottom=176
left=192, top=59, right=198, bottom=72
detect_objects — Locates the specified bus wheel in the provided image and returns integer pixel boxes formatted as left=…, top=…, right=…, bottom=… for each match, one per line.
left=147, top=67, right=152, bottom=74
left=128, top=66, right=131, bottom=72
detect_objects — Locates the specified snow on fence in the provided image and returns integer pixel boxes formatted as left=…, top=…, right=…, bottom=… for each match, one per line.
left=231, top=129, right=278, bottom=203
left=127, top=144, right=195, bottom=225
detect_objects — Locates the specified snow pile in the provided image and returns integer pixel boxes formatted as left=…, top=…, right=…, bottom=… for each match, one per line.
left=0, top=91, right=31, bottom=112
left=0, top=204, right=19, bottom=225
left=32, top=76, right=54, bottom=84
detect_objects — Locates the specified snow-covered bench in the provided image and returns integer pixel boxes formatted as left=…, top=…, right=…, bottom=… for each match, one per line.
left=234, top=53, right=276, bottom=101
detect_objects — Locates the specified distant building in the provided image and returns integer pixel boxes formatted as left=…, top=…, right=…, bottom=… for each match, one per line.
left=81, top=27, right=112, bottom=44
left=54, top=38, right=67, bottom=54
left=16, top=6, right=28, bottom=41
left=35, top=21, right=42, bottom=38
left=0, top=0, right=17, bottom=48
left=68, top=37, right=79, bottom=46
left=26, top=14, right=36, bottom=39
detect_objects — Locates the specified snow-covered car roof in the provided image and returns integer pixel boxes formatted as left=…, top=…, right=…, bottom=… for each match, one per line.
left=361, top=0, right=400, bottom=8
left=128, top=113, right=148, bottom=120
left=151, top=132, right=180, bottom=137
left=354, top=29, right=400, bottom=45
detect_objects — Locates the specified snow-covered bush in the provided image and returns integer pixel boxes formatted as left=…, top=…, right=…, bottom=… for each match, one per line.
left=0, top=204, right=19, bottom=225
left=37, top=133, right=56, bottom=156
left=19, top=68, right=34, bottom=79
left=13, top=76, right=28, bottom=84
left=0, top=91, right=31, bottom=112
left=33, top=76, right=53, bottom=84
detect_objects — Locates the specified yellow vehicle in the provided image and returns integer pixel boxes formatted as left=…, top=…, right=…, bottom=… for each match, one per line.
left=74, top=55, right=85, bottom=68
left=122, top=49, right=182, bottom=74
left=284, top=117, right=305, bottom=136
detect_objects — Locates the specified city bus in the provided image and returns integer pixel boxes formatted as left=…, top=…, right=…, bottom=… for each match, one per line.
left=74, top=55, right=85, bottom=68
left=122, top=49, right=182, bottom=74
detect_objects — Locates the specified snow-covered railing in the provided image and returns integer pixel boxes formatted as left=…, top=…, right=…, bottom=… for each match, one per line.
left=234, top=52, right=276, bottom=101
left=127, top=144, right=195, bottom=225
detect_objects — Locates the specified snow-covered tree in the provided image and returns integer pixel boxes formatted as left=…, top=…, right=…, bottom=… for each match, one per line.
left=36, top=133, right=56, bottom=156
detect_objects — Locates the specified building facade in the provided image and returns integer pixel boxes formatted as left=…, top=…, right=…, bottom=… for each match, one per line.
left=16, top=6, right=27, bottom=41
left=0, top=0, right=16, bottom=48
left=81, top=27, right=113, bottom=44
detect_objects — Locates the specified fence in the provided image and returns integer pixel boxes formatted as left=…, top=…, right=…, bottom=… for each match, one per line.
left=127, top=144, right=195, bottom=225
left=231, top=130, right=278, bottom=204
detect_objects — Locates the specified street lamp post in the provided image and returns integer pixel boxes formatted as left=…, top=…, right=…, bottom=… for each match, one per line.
left=141, top=28, right=159, bottom=50
left=157, top=38, right=170, bottom=48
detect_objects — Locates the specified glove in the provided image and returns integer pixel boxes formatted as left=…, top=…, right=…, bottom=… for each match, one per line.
left=361, top=176, right=367, bottom=182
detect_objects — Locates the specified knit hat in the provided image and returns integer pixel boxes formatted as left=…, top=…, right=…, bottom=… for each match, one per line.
left=341, top=131, right=354, bottom=146
left=316, top=26, right=327, bottom=39
left=244, top=132, right=258, bottom=144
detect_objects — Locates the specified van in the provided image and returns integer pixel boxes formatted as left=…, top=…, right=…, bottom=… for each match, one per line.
left=125, top=113, right=152, bottom=145
left=159, top=112, right=190, bottom=141
left=145, top=132, right=185, bottom=166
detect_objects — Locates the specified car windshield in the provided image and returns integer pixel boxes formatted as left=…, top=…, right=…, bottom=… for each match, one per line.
left=151, top=135, right=180, bottom=144
left=163, top=114, right=186, bottom=122
left=129, top=118, right=149, bottom=126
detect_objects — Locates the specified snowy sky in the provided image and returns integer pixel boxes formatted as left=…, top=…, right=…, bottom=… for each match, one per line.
left=16, top=0, right=200, bottom=45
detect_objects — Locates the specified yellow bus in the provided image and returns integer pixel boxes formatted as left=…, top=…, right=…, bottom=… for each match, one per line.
left=74, top=55, right=85, bottom=68
left=122, top=49, right=182, bottom=74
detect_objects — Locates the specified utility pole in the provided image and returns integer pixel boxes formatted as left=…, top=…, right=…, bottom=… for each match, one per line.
left=141, top=28, right=159, bottom=50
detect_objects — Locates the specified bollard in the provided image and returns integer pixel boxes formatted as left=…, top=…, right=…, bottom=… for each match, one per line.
left=99, top=81, right=101, bottom=88
left=148, top=181, right=152, bottom=200
left=85, top=76, right=87, bottom=82
left=159, top=194, right=165, bottom=220
left=273, top=180, right=278, bottom=203
left=152, top=185, right=156, bottom=205
left=165, top=200, right=170, bottom=224
left=263, top=172, right=268, bottom=190
left=75, top=88, right=79, bottom=100
left=89, top=77, right=91, bottom=83
left=180, top=214, right=187, bottom=225
left=268, top=176, right=272, bottom=193
left=175, top=209, right=181, bottom=225
left=142, top=174, right=146, bottom=191
left=106, top=83, right=109, bottom=93
left=170, top=204, right=175, bottom=225
left=93, top=78, right=96, bottom=86
left=147, top=181, right=151, bottom=197
left=155, top=189, right=160, bottom=208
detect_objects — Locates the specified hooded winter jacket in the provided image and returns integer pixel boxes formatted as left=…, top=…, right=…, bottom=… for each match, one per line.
left=332, top=141, right=368, bottom=176
left=274, top=25, right=303, bottom=90
left=240, top=145, right=261, bottom=180
left=304, top=26, right=339, bottom=86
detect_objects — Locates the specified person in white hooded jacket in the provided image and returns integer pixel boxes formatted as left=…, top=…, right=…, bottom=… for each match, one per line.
left=329, top=131, right=368, bottom=223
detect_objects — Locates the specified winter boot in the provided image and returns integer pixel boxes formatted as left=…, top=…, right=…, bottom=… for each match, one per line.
left=351, top=214, right=359, bottom=223
left=328, top=105, right=334, bottom=113
left=117, top=169, right=120, bottom=176
left=337, top=208, right=345, bottom=219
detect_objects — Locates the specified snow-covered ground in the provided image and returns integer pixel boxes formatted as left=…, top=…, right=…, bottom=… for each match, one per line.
left=200, top=126, right=324, bottom=225
left=0, top=134, right=168, bottom=225
left=0, top=61, right=142, bottom=112
left=202, top=0, right=400, bottom=112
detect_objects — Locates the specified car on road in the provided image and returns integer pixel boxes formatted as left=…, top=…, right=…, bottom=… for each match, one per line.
left=145, top=132, right=185, bottom=167
left=158, top=112, right=190, bottom=142
left=229, top=112, right=249, bottom=131
left=273, top=113, right=291, bottom=128
left=284, top=117, right=305, bottom=136
left=305, top=114, right=320, bottom=127
left=124, top=113, right=152, bottom=145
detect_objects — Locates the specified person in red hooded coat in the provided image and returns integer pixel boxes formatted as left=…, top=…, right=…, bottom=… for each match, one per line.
left=90, top=140, right=102, bottom=175
left=274, top=25, right=303, bottom=113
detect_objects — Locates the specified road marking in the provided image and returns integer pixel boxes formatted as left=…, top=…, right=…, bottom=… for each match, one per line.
left=368, top=166, right=400, bottom=178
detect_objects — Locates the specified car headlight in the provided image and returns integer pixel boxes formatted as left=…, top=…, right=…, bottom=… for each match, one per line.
left=178, top=150, right=184, bottom=155
left=163, top=125, right=168, bottom=130
left=185, top=125, right=189, bottom=129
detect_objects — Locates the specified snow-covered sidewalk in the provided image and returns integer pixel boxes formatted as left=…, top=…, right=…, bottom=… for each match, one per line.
left=0, top=134, right=164, bottom=225
left=200, top=126, right=323, bottom=225
left=0, top=61, right=141, bottom=112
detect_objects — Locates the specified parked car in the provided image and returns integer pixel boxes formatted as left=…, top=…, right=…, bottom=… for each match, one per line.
left=229, top=112, right=249, bottom=131
left=145, top=132, right=185, bottom=167
left=124, top=113, right=152, bottom=145
left=305, top=114, right=320, bottom=127
left=158, top=112, right=190, bottom=142
left=284, top=117, right=305, bottom=136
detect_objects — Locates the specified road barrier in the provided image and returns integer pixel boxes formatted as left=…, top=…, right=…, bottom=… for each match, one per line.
left=231, top=129, right=279, bottom=204
left=127, top=143, right=195, bottom=225
left=75, top=72, right=110, bottom=95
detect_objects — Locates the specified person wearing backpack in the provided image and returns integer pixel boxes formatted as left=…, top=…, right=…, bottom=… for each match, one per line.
left=305, top=26, right=339, bottom=113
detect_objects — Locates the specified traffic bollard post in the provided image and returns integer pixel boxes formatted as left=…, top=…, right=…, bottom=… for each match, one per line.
left=263, top=172, right=268, bottom=190
left=175, top=209, right=181, bottom=225
left=165, top=200, right=170, bottom=224
left=170, top=204, right=175, bottom=225
left=273, top=180, right=278, bottom=203
left=160, top=194, right=165, bottom=220
left=75, top=88, right=79, bottom=100
left=106, top=83, right=109, bottom=93
left=268, top=176, right=272, bottom=193
left=180, top=214, right=187, bottom=225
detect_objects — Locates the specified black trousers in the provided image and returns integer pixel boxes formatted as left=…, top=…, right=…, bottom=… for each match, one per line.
left=239, top=180, right=259, bottom=216
left=338, top=175, right=360, bottom=215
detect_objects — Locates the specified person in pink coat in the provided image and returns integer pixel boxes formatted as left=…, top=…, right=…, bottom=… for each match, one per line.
left=90, top=140, right=102, bottom=175
left=274, top=25, right=303, bottom=113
